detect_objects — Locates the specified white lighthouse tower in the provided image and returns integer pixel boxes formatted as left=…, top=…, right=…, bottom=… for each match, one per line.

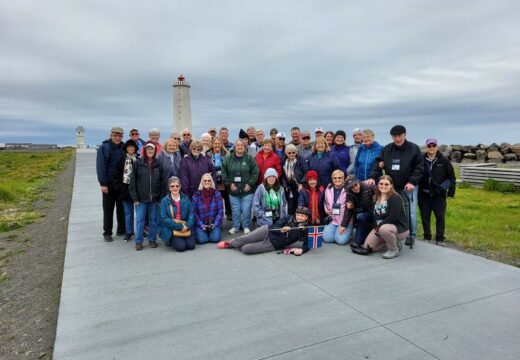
left=76, top=126, right=86, bottom=149
left=173, top=74, right=192, bottom=133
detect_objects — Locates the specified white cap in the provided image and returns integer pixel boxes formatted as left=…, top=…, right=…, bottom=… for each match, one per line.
left=144, top=143, right=156, bottom=150
left=315, top=127, right=324, bottom=133
left=353, top=128, right=362, bottom=134
left=275, top=132, right=287, bottom=139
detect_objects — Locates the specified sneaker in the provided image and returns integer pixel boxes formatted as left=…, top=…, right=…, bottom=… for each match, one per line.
left=103, top=234, right=113, bottom=242
left=243, top=228, right=251, bottom=235
left=382, top=249, right=400, bottom=259
left=397, top=240, right=403, bottom=251
left=149, top=241, right=158, bottom=248
left=217, top=240, right=231, bottom=249
left=436, top=241, right=446, bottom=247
left=228, top=228, right=238, bottom=235
left=135, top=243, right=144, bottom=251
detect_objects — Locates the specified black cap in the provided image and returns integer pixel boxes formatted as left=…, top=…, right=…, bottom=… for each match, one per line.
left=239, top=129, right=248, bottom=139
left=295, top=207, right=311, bottom=217
left=390, top=125, right=406, bottom=135
left=345, top=174, right=360, bottom=189
left=334, top=130, right=346, bottom=139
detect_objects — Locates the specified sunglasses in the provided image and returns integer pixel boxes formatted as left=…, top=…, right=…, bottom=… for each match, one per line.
left=202, top=180, right=212, bottom=182
left=173, top=137, right=181, bottom=140
left=287, top=152, right=296, bottom=155
left=333, top=177, right=344, bottom=180
left=277, top=138, right=285, bottom=141
left=182, top=133, right=191, bottom=137
left=302, top=137, right=310, bottom=140
left=130, top=132, right=139, bottom=136
left=192, top=148, right=202, bottom=151
left=427, top=144, right=437, bottom=148
left=170, top=184, right=180, bottom=188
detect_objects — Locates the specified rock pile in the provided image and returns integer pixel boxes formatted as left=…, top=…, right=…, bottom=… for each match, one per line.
left=425, top=143, right=520, bottom=164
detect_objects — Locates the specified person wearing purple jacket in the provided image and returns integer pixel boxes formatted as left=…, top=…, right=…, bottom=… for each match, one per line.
left=307, top=137, right=341, bottom=187
left=191, top=173, right=224, bottom=244
left=331, top=130, right=350, bottom=174
left=179, top=141, right=217, bottom=198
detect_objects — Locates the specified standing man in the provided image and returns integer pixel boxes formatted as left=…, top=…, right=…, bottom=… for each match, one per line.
left=246, top=127, right=256, bottom=145
left=208, top=127, right=217, bottom=139
left=274, top=132, right=287, bottom=164
left=180, top=128, right=193, bottom=154
left=347, top=128, right=364, bottom=174
left=248, top=129, right=264, bottom=158
left=290, top=127, right=301, bottom=146
left=96, top=127, right=126, bottom=242
left=219, top=127, right=233, bottom=150
left=366, top=125, right=424, bottom=244
left=296, top=130, right=313, bottom=161
left=269, top=128, right=278, bottom=142
left=129, top=128, right=145, bottom=154
left=314, top=127, right=324, bottom=142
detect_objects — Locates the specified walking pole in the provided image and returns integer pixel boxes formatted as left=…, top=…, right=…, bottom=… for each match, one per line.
left=407, top=190, right=414, bottom=249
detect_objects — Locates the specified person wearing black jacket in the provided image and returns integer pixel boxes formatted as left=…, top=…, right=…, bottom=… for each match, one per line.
left=418, top=138, right=456, bottom=246
left=366, top=125, right=423, bottom=243
left=129, top=141, right=163, bottom=250
left=217, top=207, right=312, bottom=255
left=353, top=175, right=409, bottom=259
left=342, top=175, right=375, bottom=247
left=96, top=126, right=126, bottom=242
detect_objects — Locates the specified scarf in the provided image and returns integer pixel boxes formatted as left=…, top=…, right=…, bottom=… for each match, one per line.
left=283, top=158, right=296, bottom=181
left=123, top=154, right=137, bottom=184
left=201, top=188, right=215, bottom=215
left=308, top=186, right=320, bottom=224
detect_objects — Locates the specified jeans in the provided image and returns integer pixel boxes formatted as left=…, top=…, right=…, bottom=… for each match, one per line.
left=323, top=223, right=353, bottom=245
left=229, top=194, right=253, bottom=230
left=172, top=235, right=196, bottom=252
left=122, top=201, right=135, bottom=235
left=399, top=187, right=418, bottom=238
left=355, top=211, right=373, bottom=246
left=195, top=227, right=222, bottom=244
left=135, top=202, right=158, bottom=244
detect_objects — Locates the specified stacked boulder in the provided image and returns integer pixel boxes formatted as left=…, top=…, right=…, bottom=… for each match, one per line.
left=422, top=143, right=520, bottom=164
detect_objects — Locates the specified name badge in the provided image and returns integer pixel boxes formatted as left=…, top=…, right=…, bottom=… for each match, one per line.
left=234, top=176, right=242, bottom=182
left=265, top=211, right=273, bottom=218
left=391, top=159, right=400, bottom=171
left=332, top=204, right=341, bottom=215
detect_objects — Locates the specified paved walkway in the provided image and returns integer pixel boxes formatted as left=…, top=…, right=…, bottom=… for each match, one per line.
left=54, top=152, right=520, bottom=360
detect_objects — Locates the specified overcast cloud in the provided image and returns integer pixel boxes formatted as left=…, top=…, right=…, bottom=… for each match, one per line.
left=1, top=0, right=519, bottom=146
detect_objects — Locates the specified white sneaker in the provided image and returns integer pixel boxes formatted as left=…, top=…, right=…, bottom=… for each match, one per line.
left=228, top=228, right=238, bottom=235
left=243, top=228, right=251, bottom=234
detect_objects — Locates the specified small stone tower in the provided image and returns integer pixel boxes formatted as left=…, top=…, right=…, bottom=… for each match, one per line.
left=76, top=126, right=85, bottom=149
left=173, top=74, right=192, bottom=133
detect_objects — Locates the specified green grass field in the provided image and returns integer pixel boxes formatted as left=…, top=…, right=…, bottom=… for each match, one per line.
left=0, top=149, right=74, bottom=232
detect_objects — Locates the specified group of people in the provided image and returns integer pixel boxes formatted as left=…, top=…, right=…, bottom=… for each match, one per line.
left=97, top=124, right=456, bottom=258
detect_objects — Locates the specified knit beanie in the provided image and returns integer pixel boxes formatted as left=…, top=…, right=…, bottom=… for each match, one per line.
left=306, top=170, right=318, bottom=181
left=264, top=168, right=278, bottom=179
left=334, top=130, right=346, bottom=140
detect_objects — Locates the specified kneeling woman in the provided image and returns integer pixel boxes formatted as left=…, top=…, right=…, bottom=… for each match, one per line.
left=159, top=177, right=195, bottom=252
left=353, top=175, right=409, bottom=259
left=192, top=173, right=224, bottom=244
left=323, top=169, right=353, bottom=245
left=253, top=168, right=287, bottom=227
left=217, top=207, right=311, bottom=255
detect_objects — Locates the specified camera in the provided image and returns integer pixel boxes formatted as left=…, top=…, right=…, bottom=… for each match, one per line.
left=204, top=218, right=214, bottom=233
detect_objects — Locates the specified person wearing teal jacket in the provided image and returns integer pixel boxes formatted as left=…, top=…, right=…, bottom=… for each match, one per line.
left=253, top=168, right=287, bottom=226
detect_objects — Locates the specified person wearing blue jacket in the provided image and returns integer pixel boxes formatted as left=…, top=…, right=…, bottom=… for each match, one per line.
left=353, top=129, right=383, bottom=181
left=307, top=137, right=341, bottom=187
left=331, top=130, right=350, bottom=174
left=96, top=126, right=126, bottom=242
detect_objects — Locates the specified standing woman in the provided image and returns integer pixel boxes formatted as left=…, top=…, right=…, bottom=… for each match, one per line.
left=221, top=139, right=259, bottom=235
left=253, top=168, right=287, bottom=227
left=353, top=129, right=383, bottom=181
left=157, top=137, right=182, bottom=197
left=307, top=137, right=341, bottom=188
left=418, top=138, right=456, bottom=246
left=129, top=142, right=163, bottom=251
left=141, top=128, right=162, bottom=155
left=191, top=173, right=224, bottom=244
left=324, top=131, right=335, bottom=148
left=255, top=139, right=282, bottom=185
left=298, top=170, right=325, bottom=225
left=354, top=175, right=409, bottom=259
left=281, top=144, right=307, bottom=215
left=179, top=141, right=217, bottom=198
left=112, top=139, right=138, bottom=241
left=159, top=177, right=195, bottom=252
left=200, top=132, right=212, bottom=153
left=206, top=137, right=231, bottom=219
left=331, top=130, right=350, bottom=174
left=323, top=169, right=352, bottom=245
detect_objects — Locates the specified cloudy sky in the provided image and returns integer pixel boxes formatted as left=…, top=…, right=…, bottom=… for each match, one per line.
left=1, top=0, right=519, bottom=146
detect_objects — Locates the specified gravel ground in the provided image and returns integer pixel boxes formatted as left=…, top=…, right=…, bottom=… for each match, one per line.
left=0, top=154, right=75, bottom=360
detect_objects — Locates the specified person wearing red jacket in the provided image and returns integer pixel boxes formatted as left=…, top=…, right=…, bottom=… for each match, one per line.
left=255, top=139, right=282, bottom=185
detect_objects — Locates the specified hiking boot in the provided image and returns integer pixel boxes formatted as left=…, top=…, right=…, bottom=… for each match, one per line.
left=243, top=228, right=251, bottom=235
left=382, top=249, right=399, bottom=259
left=123, top=234, right=132, bottom=242
left=397, top=240, right=403, bottom=251
left=228, top=228, right=238, bottom=235
left=351, top=245, right=372, bottom=255
left=149, top=241, right=158, bottom=248
left=103, top=234, right=113, bottom=242
left=405, top=237, right=412, bottom=246
left=436, top=241, right=446, bottom=247
left=217, top=240, right=231, bottom=249
left=135, top=243, right=144, bottom=251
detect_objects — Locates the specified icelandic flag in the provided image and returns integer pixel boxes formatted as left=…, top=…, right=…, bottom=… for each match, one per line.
left=307, top=226, right=324, bottom=249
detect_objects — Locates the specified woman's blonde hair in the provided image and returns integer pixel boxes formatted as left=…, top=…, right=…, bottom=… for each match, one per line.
left=312, top=136, right=330, bottom=153
left=198, top=173, right=216, bottom=191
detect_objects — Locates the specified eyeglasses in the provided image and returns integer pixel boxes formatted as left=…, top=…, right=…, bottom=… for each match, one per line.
left=182, top=133, right=191, bottom=137
left=270, top=132, right=276, bottom=135
left=379, top=183, right=391, bottom=186
left=427, top=144, right=437, bottom=148
left=192, top=148, right=202, bottom=151
left=333, top=177, right=344, bottom=180
left=112, top=134, right=123, bottom=137
left=173, top=137, right=181, bottom=141
left=202, top=180, right=212, bottom=182
left=130, top=132, right=139, bottom=136
left=170, top=184, right=180, bottom=188
left=287, top=152, right=296, bottom=155
left=277, top=138, right=285, bottom=141
left=302, top=137, right=310, bottom=140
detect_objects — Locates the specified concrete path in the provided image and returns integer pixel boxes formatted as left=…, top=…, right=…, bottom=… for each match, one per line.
left=54, top=152, right=520, bottom=360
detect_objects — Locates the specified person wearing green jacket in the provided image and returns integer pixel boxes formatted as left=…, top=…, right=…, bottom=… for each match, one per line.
left=221, top=139, right=259, bottom=235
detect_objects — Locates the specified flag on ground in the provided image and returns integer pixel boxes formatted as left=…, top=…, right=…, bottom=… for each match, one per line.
left=307, top=226, right=324, bottom=249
